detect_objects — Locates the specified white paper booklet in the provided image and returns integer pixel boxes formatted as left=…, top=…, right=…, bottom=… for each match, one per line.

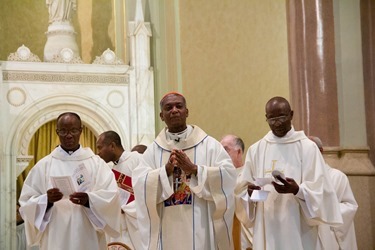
left=50, top=175, right=76, bottom=197
left=50, top=164, right=91, bottom=197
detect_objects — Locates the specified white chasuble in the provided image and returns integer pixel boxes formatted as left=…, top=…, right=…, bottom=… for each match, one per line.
left=235, top=128, right=343, bottom=250
left=133, top=125, right=237, bottom=250
left=19, top=146, right=121, bottom=250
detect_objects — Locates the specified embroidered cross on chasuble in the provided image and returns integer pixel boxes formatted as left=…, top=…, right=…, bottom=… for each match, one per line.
left=112, top=169, right=135, bottom=204
left=164, top=166, right=192, bottom=207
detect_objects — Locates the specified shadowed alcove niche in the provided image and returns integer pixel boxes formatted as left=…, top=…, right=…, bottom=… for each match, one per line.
left=0, top=0, right=155, bottom=248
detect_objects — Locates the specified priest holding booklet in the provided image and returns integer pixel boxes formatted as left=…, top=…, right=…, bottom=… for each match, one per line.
left=19, top=112, right=121, bottom=250
left=96, top=130, right=144, bottom=250
left=235, top=96, right=343, bottom=250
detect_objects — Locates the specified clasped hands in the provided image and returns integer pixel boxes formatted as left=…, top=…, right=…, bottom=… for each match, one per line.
left=166, top=149, right=197, bottom=177
left=46, top=188, right=90, bottom=207
left=247, top=176, right=299, bottom=196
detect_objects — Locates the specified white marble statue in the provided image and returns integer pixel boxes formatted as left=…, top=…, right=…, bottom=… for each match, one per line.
left=46, top=0, right=77, bottom=23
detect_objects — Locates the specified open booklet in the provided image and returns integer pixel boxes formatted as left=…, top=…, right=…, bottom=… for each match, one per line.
left=50, top=164, right=91, bottom=198
left=112, top=169, right=134, bottom=206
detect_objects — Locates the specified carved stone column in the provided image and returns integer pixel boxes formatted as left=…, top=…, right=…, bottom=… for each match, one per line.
left=360, top=0, right=375, bottom=165
left=286, top=0, right=339, bottom=146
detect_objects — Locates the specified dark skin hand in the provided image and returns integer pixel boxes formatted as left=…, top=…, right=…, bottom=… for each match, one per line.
left=247, top=183, right=261, bottom=197
left=70, top=192, right=90, bottom=208
left=166, top=149, right=198, bottom=176
left=46, top=188, right=63, bottom=210
left=272, top=176, right=299, bottom=195
left=46, top=188, right=90, bottom=209
left=247, top=176, right=299, bottom=196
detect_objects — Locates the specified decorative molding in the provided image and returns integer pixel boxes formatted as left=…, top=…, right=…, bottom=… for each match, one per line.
left=46, top=29, right=76, bottom=36
left=107, top=90, right=125, bottom=108
left=93, top=49, right=125, bottom=65
left=2, top=71, right=128, bottom=84
left=7, top=87, right=27, bottom=107
left=49, top=48, right=84, bottom=64
left=7, top=45, right=41, bottom=62
left=18, top=113, right=56, bottom=155
left=16, top=155, right=34, bottom=177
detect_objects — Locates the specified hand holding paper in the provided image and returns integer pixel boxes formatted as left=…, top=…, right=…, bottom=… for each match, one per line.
left=70, top=192, right=89, bottom=207
left=271, top=171, right=300, bottom=195
left=272, top=170, right=286, bottom=184
left=247, top=182, right=261, bottom=197
left=50, top=176, right=76, bottom=197
left=254, top=177, right=273, bottom=186
left=46, top=188, right=63, bottom=204
left=250, top=190, right=270, bottom=202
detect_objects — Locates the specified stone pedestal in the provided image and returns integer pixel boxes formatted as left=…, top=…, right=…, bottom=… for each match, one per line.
left=44, top=22, right=79, bottom=62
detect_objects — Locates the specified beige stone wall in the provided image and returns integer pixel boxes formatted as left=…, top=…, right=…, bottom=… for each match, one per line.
left=160, top=0, right=290, bottom=148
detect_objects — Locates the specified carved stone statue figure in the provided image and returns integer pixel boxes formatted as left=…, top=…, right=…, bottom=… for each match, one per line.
left=46, top=0, right=77, bottom=24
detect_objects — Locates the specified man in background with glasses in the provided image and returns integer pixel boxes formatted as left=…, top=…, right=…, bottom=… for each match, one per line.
left=19, top=112, right=121, bottom=250
left=235, top=96, right=343, bottom=250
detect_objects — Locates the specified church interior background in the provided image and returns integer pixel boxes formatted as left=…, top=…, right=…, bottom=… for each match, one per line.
left=1, top=0, right=375, bottom=249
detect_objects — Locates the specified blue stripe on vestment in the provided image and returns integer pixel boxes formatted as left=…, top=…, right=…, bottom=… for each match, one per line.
left=220, top=167, right=231, bottom=244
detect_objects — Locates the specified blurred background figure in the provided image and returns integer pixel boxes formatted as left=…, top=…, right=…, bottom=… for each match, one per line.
left=220, top=134, right=252, bottom=250
left=131, top=144, right=147, bottom=154
left=309, top=136, right=358, bottom=250
left=220, top=134, right=245, bottom=170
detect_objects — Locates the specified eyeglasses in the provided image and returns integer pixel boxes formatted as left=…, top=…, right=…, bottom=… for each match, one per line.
left=266, top=114, right=290, bottom=125
left=56, top=128, right=82, bottom=136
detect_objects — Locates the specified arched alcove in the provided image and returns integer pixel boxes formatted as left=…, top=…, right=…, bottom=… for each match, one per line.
left=8, top=94, right=129, bottom=177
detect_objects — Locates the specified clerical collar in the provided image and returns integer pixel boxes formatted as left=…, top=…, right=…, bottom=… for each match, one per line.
left=166, top=125, right=192, bottom=143
left=61, top=145, right=80, bottom=155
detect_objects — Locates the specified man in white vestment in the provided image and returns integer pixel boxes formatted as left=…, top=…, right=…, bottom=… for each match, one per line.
left=97, top=130, right=143, bottom=250
left=19, top=112, right=121, bottom=250
left=235, top=96, right=343, bottom=250
left=221, top=135, right=253, bottom=250
left=309, top=136, right=358, bottom=250
left=133, top=92, right=237, bottom=250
